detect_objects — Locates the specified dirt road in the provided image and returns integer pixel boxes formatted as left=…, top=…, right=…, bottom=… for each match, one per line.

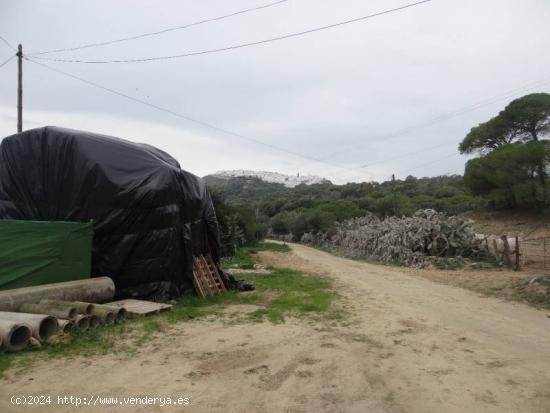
left=2, top=243, right=550, bottom=412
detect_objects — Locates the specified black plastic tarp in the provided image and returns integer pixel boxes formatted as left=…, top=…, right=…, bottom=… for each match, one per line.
left=0, top=126, right=221, bottom=299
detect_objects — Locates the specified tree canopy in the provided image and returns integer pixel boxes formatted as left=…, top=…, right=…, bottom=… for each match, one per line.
left=464, top=141, right=549, bottom=209
left=504, top=93, right=550, bottom=141
left=459, top=93, right=550, bottom=154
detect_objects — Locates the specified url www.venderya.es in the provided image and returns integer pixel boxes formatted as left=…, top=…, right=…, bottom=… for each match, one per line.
left=11, top=395, right=191, bottom=407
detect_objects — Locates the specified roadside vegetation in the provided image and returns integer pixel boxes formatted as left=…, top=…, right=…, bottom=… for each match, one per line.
left=488, top=277, right=550, bottom=311
left=222, top=241, right=290, bottom=269
left=0, top=242, right=339, bottom=378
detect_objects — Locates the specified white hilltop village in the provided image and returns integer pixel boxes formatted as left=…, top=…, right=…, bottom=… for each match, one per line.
left=212, top=170, right=329, bottom=188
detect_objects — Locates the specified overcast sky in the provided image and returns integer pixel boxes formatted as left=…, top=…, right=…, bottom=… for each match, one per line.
left=1, top=0, right=549, bottom=183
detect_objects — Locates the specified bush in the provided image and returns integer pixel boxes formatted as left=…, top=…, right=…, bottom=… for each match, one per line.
left=464, top=141, right=549, bottom=210
left=211, top=191, right=266, bottom=256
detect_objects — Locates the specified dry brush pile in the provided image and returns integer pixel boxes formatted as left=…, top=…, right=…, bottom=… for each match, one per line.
left=301, top=209, right=486, bottom=267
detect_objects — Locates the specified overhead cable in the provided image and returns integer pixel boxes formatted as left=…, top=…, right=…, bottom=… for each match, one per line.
left=25, top=57, right=354, bottom=170
left=29, top=0, right=290, bottom=55
left=0, top=55, right=15, bottom=69
left=30, top=1, right=432, bottom=64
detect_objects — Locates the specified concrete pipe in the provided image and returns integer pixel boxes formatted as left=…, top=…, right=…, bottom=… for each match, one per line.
left=20, top=302, right=77, bottom=319
left=0, top=312, right=59, bottom=341
left=0, top=277, right=115, bottom=312
left=87, top=315, right=101, bottom=329
left=57, top=319, right=75, bottom=333
left=89, top=307, right=116, bottom=324
left=0, top=319, right=31, bottom=352
left=94, top=303, right=127, bottom=321
left=73, top=315, right=90, bottom=330
left=39, top=300, right=94, bottom=315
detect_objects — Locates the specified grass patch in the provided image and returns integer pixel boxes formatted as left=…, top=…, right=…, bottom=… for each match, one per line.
left=221, top=241, right=290, bottom=269
left=510, top=278, right=550, bottom=310
left=0, top=353, right=11, bottom=378
left=514, top=290, right=550, bottom=309
left=163, top=265, right=339, bottom=323
left=476, top=277, right=550, bottom=311
left=222, top=249, right=256, bottom=269
left=244, top=267, right=339, bottom=322
left=248, top=242, right=291, bottom=253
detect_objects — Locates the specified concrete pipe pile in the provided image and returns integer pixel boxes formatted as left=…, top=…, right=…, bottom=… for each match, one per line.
left=0, top=312, right=58, bottom=341
left=94, top=304, right=128, bottom=321
left=0, top=277, right=115, bottom=312
left=0, top=319, right=32, bottom=352
left=89, top=307, right=117, bottom=324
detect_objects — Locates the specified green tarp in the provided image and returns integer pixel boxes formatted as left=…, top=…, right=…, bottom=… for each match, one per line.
left=0, top=220, right=93, bottom=289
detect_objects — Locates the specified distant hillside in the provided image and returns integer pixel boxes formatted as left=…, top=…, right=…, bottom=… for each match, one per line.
left=205, top=175, right=289, bottom=202
left=206, top=172, right=484, bottom=242
left=211, top=170, right=330, bottom=188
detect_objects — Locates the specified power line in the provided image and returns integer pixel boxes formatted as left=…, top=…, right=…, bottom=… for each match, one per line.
left=24, top=58, right=470, bottom=183
left=29, top=0, right=290, bottom=56
left=0, top=35, right=16, bottom=52
left=360, top=142, right=454, bottom=169
left=298, top=75, right=550, bottom=179
left=0, top=55, right=15, bottom=69
left=443, top=169, right=464, bottom=176
left=289, top=140, right=455, bottom=181
left=30, top=0, right=431, bottom=64
left=320, top=76, right=550, bottom=164
left=398, top=151, right=459, bottom=175
left=25, top=57, right=357, bottom=170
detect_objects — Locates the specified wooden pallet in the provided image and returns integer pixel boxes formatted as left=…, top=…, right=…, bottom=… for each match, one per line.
left=192, top=254, right=227, bottom=297
left=107, top=299, right=172, bottom=316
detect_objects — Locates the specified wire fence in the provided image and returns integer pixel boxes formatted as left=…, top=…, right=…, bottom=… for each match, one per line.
left=521, top=236, right=550, bottom=272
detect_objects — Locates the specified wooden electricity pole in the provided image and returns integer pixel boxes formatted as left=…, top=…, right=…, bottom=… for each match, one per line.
left=16, top=44, right=22, bottom=133
left=391, top=174, right=397, bottom=215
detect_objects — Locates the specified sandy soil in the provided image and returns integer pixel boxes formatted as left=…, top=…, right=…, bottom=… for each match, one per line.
left=466, top=210, right=550, bottom=239
left=1, top=244, right=550, bottom=413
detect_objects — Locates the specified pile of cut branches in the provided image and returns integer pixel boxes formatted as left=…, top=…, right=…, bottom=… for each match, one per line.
left=301, top=209, right=484, bottom=267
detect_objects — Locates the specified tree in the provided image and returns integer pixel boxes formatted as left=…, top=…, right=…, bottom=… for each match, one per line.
left=459, top=93, right=550, bottom=154
left=210, top=190, right=265, bottom=256
left=460, top=93, right=550, bottom=201
left=224, top=214, right=245, bottom=255
left=463, top=141, right=549, bottom=209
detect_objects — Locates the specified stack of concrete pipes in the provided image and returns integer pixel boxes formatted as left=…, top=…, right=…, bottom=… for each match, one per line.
left=0, top=277, right=123, bottom=352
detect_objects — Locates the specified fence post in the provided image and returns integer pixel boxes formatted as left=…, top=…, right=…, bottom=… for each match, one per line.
left=544, top=237, right=547, bottom=270
left=501, top=235, right=511, bottom=266
left=515, top=236, right=520, bottom=271
left=492, top=239, right=499, bottom=262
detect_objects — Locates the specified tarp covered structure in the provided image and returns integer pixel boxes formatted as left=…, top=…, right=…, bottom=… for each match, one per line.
left=0, top=219, right=93, bottom=289
left=0, top=126, right=221, bottom=299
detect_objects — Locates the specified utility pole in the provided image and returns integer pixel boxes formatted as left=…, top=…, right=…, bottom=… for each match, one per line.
left=391, top=174, right=397, bottom=216
left=17, top=44, right=22, bottom=133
